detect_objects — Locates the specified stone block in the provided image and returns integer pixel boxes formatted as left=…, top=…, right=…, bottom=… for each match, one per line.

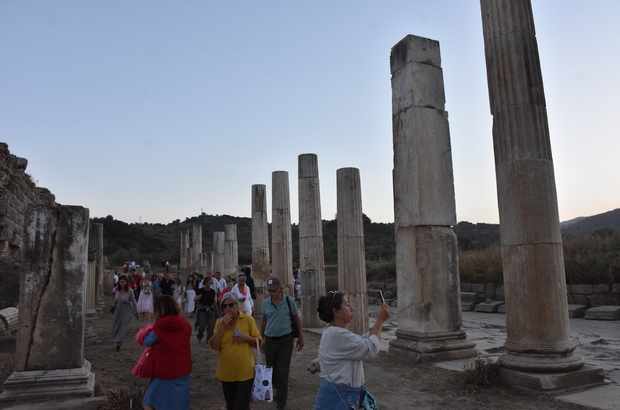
left=460, top=283, right=472, bottom=292
left=484, top=282, right=496, bottom=300
left=368, top=289, right=381, bottom=300
left=475, top=301, right=504, bottom=313
left=567, top=304, right=587, bottom=318
left=472, top=283, right=485, bottom=293
left=460, top=292, right=478, bottom=303
left=499, top=364, right=604, bottom=391
left=571, top=284, right=593, bottom=295
left=584, top=306, right=620, bottom=320
left=495, top=285, right=505, bottom=301
left=461, top=302, right=477, bottom=311
left=566, top=295, right=575, bottom=304
left=498, top=304, right=506, bottom=314
left=573, top=295, right=590, bottom=307
left=587, top=295, right=606, bottom=308
left=593, top=284, right=609, bottom=293
left=367, top=282, right=386, bottom=289
left=605, top=295, right=620, bottom=305
left=612, top=284, right=620, bottom=294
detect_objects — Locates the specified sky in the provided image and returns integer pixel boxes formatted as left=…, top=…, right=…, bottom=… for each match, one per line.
left=2, top=1, right=619, bottom=226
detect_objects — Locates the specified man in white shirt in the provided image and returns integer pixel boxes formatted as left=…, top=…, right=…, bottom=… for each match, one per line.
left=213, top=271, right=227, bottom=297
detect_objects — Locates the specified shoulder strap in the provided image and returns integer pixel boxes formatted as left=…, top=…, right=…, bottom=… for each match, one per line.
left=285, top=295, right=294, bottom=320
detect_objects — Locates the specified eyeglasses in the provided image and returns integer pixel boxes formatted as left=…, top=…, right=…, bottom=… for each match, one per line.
left=222, top=303, right=236, bottom=309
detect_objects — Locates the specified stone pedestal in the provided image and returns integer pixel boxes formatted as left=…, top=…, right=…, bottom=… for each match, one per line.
left=180, top=229, right=190, bottom=275
left=213, top=232, right=225, bottom=276
left=0, top=204, right=95, bottom=401
left=224, top=224, right=238, bottom=279
left=389, top=35, right=476, bottom=362
left=480, top=0, right=603, bottom=388
left=336, top=168, right=368, bottom=335
left=191, top=224, right=202, bottom=275
left=272, top=171, right=294, bottom=297
left=298, top=154, right=326, bottom=328
left=252, top=184, right=271, bottom=315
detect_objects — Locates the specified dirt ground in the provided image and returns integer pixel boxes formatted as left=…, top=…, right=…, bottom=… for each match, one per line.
left=0, top=292, right=589, bottom=410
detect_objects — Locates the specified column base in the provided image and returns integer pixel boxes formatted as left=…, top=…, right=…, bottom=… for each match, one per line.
left=389, top=330, right=477, bottom=363
left=500, top=364, right=605, bottom=390
left=499, top=351, right=584, bottom=373
left=0, top=359, right=95, bottom=401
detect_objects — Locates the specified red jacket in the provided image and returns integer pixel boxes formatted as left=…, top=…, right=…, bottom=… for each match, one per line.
left=151, top=315, right=192, bottom=379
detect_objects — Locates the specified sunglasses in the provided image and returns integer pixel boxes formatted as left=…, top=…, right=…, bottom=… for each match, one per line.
left=222, top=303, right=236, bottom=309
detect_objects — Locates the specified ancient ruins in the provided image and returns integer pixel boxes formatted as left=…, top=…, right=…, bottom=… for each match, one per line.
left=251, top=184, right=270, bottom=314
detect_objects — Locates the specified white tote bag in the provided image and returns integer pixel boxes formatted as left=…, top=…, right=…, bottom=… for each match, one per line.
left=251, top=338, right=273, bottom=402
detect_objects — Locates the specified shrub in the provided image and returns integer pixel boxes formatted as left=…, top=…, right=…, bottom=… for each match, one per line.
left=367, top=259, right=396, bottom=283
left=563, top=230, right=620, bottom=284
left=458, top=244, right=503, bottom=284
left=102, top=384, right=148, bottom=410
left=462, top=357, right=503, bottom=389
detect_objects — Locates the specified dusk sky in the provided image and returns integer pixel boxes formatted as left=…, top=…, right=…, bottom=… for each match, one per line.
left=2, top=1, right=619, bottom=225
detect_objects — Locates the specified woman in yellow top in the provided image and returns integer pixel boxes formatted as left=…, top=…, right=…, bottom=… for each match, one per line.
left=209, top=292, right=262, bottom=410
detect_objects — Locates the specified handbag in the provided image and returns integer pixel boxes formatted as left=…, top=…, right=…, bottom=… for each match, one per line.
left=251, top=338, right=273, bottom=402
left=352, top=387, right=378, bottom=410
left=132, top=346, right=155, bottom=378
left=285, top=296, right=299, bottom=338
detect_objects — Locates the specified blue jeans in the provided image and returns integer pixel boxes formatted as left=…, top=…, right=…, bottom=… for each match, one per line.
left=313, top=378, right=362, bottom=410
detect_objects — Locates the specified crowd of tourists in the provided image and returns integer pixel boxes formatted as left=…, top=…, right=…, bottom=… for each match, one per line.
left=110, top=264, right=389, bottom=410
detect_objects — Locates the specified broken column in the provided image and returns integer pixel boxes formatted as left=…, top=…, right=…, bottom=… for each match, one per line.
left=213, top=232, right=225, bottom=276
left=480, top=0, right=603, bottom=388
left=191, top=224, right=202, bottom=275
left=252, top=184, right=270, bottom=315
left=224, top=224, right=238, bottom=279
left=199, top=251, right=213, bottom=277
left=272, top=171, right=294, bottom=297
left=0, top=204, right=95, bottom=401
left=389, top=35, right=476, bottom=362
left=298, top=153, right=326, bottom=328
left=180, top=229, right=190, bottom=275
left=336, top=168, right=368, bottom=335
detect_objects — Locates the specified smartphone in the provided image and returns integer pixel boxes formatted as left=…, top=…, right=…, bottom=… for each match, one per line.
left=233, top=329, right=242, bottom=343
left=379, top=290, right=385, bottom=305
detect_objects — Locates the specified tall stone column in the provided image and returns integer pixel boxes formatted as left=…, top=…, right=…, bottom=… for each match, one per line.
left=191, top=224, right=202, bottom=275
left=389, top=35, right=476, bottom=362
left=480, top=0, right=603, bottom=389
left=0, top=204, right=95, bottom=400
left=180, top=229, right=189, bottom=275
left=298, top=154, right=326, bottom=328
left=85, top=228, right=98, bottom=320
left=213, top=232, right=225, bottom=276
left=272, top=171, right=294, bottom=297
left=199, top=251, right=214, bottom=277
left=224, top=224, right=238, bottom=279
left=252, top=184, right=270, bottom=315
left=91, top=223, right=104, bottom=310
left=336, top=168, right=368, bottom=335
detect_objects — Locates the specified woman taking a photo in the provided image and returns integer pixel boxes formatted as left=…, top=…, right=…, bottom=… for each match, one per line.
left=209, top=292, right=262, bottom=410
left=140, top=295, right=193, bottom=410
left=313, top=291, right=390, bottom=410
left=110, top=275, right=139, bottom=352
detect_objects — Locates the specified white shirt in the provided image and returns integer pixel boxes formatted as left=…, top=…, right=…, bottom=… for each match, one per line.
left=231, top=284, right=254, bottom=314
left=318, top=326, right=379, bottom=387
left=214, top=277, right=227, bottom=294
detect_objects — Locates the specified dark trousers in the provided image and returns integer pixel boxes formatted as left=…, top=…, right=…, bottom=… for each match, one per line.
left=264, top=333, right=294, bottom=407
left=221, top=378, right=254, bottom=410
left=195, top=305, right=216, bottom=343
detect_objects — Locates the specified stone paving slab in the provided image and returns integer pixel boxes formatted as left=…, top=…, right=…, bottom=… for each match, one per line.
left=474, top=301, right=504, bottom=313
left=555, top=383, right=620, bottom=409
left=585, top=306, right=620, bottom=320
left=568, top=304, right=587, bottom=318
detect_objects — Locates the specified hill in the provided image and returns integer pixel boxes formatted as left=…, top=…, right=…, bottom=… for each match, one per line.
left=561, top=208, right=620, bottom=237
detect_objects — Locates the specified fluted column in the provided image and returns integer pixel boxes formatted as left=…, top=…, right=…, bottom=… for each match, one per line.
left=224, top=224, right=238, bottom=279
left=252, top=184, right=271, bottom=315
left=479, top=1, right=602, bottom=387
left=389, top=35, right=475, bottom=362
left=272, top=171, right=294, bottom=297
left=191, top=224, right=202, bottom=275
left=213, top=232, right=225, bottom=276
left=336, top=168, right=368, bottom=335
left=91, top=223, right=104, bottom=310
left=85, top=223, right=98, bottom=319
left=180, top=229, right=189, bottom=275
left=298, top=153, right=326, bottom=328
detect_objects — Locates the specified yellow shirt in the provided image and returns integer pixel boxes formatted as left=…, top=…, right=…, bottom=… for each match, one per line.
left=209, top=312, right=263, bottom=382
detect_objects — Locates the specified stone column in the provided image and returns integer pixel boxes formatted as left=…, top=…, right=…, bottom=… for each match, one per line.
left=191, top=224, right=202, bottom=275
left=336, top=168, right=368, bottom=335
left=0, top=204, right=95, bottom=400
left=252, top=184, right=270, bottom=315
left=180, top=229, right=189, bottom=276
left=224, top=225, right=238, bottom=279
left=272, top=171, right=294, bottom=297
left=389, top=35, right=476, bottom=362
left=85, top=228, right=97, bottom=320
left=91, top=223, right=104, bottom=310
left=298, top=154, right=326, bottom=328
left=213, top=232, right=225, bottom=276
left=480, top=0, right=603, bottom=389
left=200, top=251, right=214, bottom=277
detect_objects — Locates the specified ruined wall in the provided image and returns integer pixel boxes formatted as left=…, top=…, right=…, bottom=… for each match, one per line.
left=0, top=143, right=56, bottom=308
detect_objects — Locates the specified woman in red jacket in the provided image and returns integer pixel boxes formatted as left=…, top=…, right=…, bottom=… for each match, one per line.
left=141, top=295, right=193, bottom=410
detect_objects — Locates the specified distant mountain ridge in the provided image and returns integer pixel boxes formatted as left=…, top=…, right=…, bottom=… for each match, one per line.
left=561, top=208, right=620, bottom=237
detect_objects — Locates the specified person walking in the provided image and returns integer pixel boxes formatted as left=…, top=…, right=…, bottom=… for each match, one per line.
left=110, top=275, right=139, bottom=352
left=260, top=277, right=304, bottom=410
left=194, top=277, right=219, bottom=344
left=209, top=293, right=262, bottom=410
left=312, top=291, right=390, bottom=409
left=185, top=275, right=196, bottom=318
left=137, top=276, right=154, bottom=321
left=140, top=295, right=193, bottom=410
left=231, top=274, right=253, bottom=315
left=173, top=276, right=185, bottom=307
